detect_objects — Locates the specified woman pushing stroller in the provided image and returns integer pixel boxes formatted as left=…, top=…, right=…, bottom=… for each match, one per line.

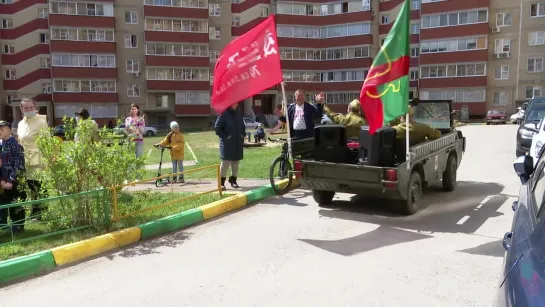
left=154, top=121, right=185, bottom=183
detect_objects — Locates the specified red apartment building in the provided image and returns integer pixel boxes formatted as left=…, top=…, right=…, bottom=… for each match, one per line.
left=0, top=0, right=543, bottom=128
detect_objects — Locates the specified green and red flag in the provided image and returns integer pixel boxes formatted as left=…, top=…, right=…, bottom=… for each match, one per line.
left=359, top=0, right=410, bottom=133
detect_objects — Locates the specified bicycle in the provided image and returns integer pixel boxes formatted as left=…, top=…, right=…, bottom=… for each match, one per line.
left=153, top=145, right=173, bottom=187
left=268, top=137, right=293, bottom=195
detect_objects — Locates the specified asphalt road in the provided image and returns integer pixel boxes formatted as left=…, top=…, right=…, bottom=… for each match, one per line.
left=1, top=124, right=520, bottom=307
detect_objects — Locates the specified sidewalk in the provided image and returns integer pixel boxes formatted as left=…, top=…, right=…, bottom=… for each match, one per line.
left=123, top=179, right=270, bottom=193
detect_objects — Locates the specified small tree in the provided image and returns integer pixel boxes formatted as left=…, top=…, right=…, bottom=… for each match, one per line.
left=34, top=117, right=146, bottom=228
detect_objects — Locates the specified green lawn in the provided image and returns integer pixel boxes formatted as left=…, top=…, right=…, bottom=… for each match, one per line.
left=143, top=130, right=287, bottom=179
left=0, top=191, right=223, bottom=261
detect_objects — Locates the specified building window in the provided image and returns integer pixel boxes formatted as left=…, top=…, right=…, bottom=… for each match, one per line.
left=4, top=69, right=15, bottom=80
left=260, top=7, right=269, bottom=17
left=40, top=33, right=50, bottom=44
left=528, top=57, right=544, bottom=73
left=156, top=95, right=169, bottom=108
left=209, top=51, right=218, bottom=62
left=49, top=2, right=114, bottom=17
left=209, top=4, right=220, bottom=16
left=276, top=2, right=370, bottom=15
left=42, top=83, right=52, bottom=94
left=277, top=23, right=371, bottom=39
left=494, top=65, right=509, bottom=80
left=52, top=54, right=116, bottom=67
left=209, top=27, right=220, bottom=39
left=53, top=80, right=116, bottom=92
left=494, top=39, right=511, bottom=53
left=125, top=11, right=137, bottom=24
left=380, top=15, right=390, bottom=24
left=40, top=58, right=51, bottom=68
left=411, top=0, right=420, bottom=10
left=126, top=60, right=140, bottom=73
left=526, top=86, right=542, bottom=99
left=421, top=9, right=488, bottom=29
left=410, top=69, right=419, bottom=81
left=493, top=92, right=508, bottom=105
left=175, top=91, right=210, bottom=105
left=51, top=28, right=115, bottom=42
left=496, top=12, right=512, bottom=27
left=124, top=34, right=138, bottom=48
left=146, top=68, right=210, bottom=81
left=3, top=45, right=14, bottom=54
left=232, top=17, right=240, bottom=26
left=280, top=46, right=370, bottom=60
left=1, top=19, right=13, bottom=29
left=410, top=46, right=419, bottom=57
left=143, top=0, right=207, bottom=8
left=529, top=31, right=545, bottom=46
left=421, top=36, right=487, bottom=53
left=0, top=0, right=13, bottom=3
left=410, top=22, right=420, bottom=34
left=145, top=18, right=208, bottom=33
left=39, top=8, right=49, bottom=18
left=146, top=43, right=209, bottom=56
left=530, top=2, right=545, bottom=17
left=127, top=84, right=140, bottom=97
left=420, top=88, right=486, bottom=102
left=282, top=70, right=368, bottom=83
left=420, top=63, right=486, bottom=78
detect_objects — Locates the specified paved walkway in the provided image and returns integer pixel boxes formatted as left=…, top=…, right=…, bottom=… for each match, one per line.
left=144, top=160, right=197, bottom=170
left=123, top=179, right=270, bottom=193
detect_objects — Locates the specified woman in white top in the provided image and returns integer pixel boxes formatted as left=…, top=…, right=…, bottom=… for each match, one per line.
left=125, top=103, right=145, bottom=158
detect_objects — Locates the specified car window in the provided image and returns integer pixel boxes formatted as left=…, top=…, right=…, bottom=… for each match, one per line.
left=532, top=154, right=545, bottom=215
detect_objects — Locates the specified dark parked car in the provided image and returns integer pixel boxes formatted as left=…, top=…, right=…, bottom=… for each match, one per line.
left=486, top=109, right=507, bottom=125
left=494, top=152, right=545, bottom=306
left=516, top=102, right=545, bottom=157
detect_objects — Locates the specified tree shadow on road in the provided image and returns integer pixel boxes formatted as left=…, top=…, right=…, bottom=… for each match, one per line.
left=298, top=181, right=509, bottom=256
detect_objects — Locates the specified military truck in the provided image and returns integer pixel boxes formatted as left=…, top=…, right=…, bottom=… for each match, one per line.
left=292, top=99, right=466, bottom=215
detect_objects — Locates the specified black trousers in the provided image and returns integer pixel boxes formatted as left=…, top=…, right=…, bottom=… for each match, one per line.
left=0, top=182, right=27, bottom=231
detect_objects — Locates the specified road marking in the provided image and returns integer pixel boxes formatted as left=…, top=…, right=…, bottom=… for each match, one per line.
left=456, top=215, right=470, bottom=225
left=475, top=195, right=494, bottom=209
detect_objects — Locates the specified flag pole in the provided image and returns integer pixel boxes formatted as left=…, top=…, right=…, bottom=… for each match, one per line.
left=405, top=112, right=410, bottom=170
left=280, top=82, right=292, bottom=159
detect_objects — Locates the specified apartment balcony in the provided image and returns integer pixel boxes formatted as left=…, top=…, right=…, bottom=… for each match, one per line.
left=51, top=67, right=117, bottom=79
left=143, top=5, right=207, bottom=19
left=231, top=0, right=269, bottom=13
left=147, top=80, right=210, bottom=91
left=144, top=31, right=208, bottom=44
left=281, top=58, right=372, bottom=71
left=49, top=14, right=115, bottom=28
left=421, top=0, right=490, bottom=15
left=275, top=11, right=372, bottom=26
left=421, top=23, right=489, bottom=40
left=53, top=92, right=118, bottom=103
left=145, top=55, right=209, bottom=67
left=420, top=49, right=488, bottom=65
left=284, top=81, right=361, bottom=92
left=175, top=105, right=210, bottom=116
left=50, top=40, right=116, bottom=53
left=278, top=35, right=373, bottom=49
left=419, top=76, right=487, bottom=88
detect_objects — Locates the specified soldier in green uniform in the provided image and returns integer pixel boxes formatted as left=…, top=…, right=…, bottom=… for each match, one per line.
left=319, top=96, right=367, bottom=139
left=393, top=105, right=441, bottom=144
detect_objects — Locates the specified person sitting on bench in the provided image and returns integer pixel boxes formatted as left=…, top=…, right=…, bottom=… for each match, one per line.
left=254, top=123, right=266, bottom=143
left=393, top=105, right=442, bottom=145
left=320, top=97, right=367, bottom=140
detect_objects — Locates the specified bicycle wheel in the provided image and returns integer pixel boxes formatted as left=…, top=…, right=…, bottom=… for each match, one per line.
left=269, top=156, right=293, bottom=195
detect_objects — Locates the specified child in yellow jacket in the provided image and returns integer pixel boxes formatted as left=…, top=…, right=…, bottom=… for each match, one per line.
left=155, top=121, right=185, bottom=183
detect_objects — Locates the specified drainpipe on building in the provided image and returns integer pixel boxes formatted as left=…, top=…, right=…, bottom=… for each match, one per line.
left=514, top=0, right=523, bottom=104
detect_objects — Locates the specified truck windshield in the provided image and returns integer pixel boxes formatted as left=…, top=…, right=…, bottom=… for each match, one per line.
left=412, top=102, right=451, bottom=129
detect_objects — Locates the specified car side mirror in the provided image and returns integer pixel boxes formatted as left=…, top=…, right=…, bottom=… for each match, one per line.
left=514, top=155, right=534, bottom=184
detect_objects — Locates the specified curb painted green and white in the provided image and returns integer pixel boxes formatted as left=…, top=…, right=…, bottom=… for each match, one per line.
left=0, top=178, right=298, bottom=285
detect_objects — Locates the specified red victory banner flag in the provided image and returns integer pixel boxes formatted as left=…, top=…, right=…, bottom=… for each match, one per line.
left=359, top=0, right=410, bottom=134
left=211, top=16, right=283, bottom=114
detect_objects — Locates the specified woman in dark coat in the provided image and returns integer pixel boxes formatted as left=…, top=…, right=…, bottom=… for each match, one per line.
left=215, top=103, right=246, bottom=190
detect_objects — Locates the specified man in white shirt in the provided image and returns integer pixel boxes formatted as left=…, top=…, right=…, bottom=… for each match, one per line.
left=287, top=89, right=324, bottom=139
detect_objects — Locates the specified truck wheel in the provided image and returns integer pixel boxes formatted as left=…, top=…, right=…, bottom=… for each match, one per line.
left=398, top=171, right=422, bottom=215
left=312, top=190, right=335, bottom=207
left=442, top=154, right=457, bottom=192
